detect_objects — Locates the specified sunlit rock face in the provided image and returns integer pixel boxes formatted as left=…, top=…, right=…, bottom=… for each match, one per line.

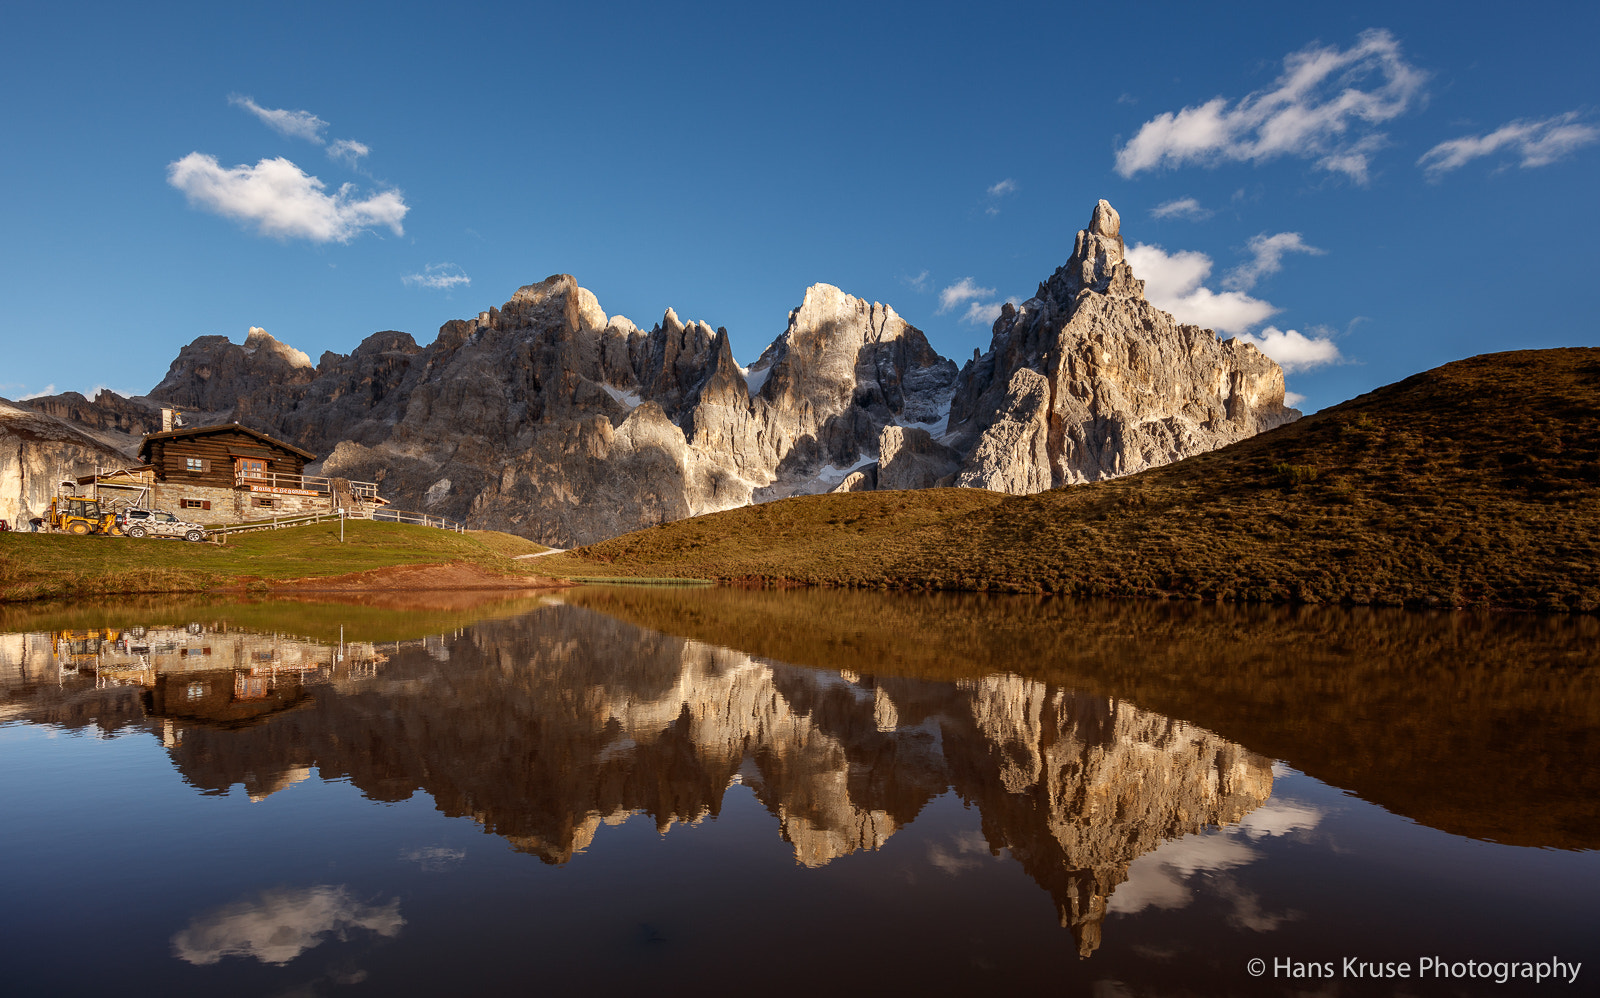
left=0, top=399, right=135, bottom=525
left=72, top=278, right=954, bottom=546
left=24, top=200, right=1294, bottom=542
left=48, top=604, right=1272, bottom=953
left=946, top=200, right=1299, bottom=490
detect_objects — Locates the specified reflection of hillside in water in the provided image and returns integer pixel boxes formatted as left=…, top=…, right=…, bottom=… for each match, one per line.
left=566, top=586, right=1600, bottom=850
left=0, top=605, right=1271, bottom=956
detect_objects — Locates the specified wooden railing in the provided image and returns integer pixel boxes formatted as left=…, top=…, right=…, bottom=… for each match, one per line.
left=207, top=510, right=347, bottom=539
left=207, top=507, right=465, bottom=540
left=234, top=471, right=379, bottom=499
left=366, top=508, right=465, bottom=533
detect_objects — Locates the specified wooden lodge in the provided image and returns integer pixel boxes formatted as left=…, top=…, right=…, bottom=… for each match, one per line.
left=78, top=418, right=384, bottom=527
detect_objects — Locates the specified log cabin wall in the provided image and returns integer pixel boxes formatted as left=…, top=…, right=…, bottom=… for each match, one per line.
left=147, top=428, right=309, bottom=487
left=137, top=426, right=321, bottom=525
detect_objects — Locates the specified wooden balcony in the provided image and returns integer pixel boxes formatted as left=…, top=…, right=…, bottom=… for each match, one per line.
left=234, top=470, right=379, bottom=500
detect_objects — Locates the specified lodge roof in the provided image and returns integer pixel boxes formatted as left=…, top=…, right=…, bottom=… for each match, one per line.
left=137, top=422, right=317, bottom=463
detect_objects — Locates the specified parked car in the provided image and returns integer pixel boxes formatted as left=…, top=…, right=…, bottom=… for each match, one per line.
left=118, top=508, right=208, bottom=542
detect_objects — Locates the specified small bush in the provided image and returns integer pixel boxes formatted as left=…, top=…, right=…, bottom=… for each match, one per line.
left=1271, top=462, right=1320, bottom=488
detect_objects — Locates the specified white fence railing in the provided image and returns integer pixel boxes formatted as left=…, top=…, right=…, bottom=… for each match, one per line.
left=367, top=508, right=465, bottom=533
left=206, top=507, right=466, bottom=540
left=207, top=510, right=347, bottom=538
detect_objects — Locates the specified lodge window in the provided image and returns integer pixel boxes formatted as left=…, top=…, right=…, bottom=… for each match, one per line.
left=254, top=496, right=275, bottom=508
left=236, top=457, right=267, bottom=480
left=185, top=457, right=205, bottom=473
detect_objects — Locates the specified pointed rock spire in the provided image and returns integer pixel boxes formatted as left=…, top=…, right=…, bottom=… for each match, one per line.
left=1040, top=199, right=1143, bottom=307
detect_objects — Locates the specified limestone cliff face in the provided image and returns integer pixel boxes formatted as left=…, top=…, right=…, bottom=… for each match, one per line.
left=27, top=200, right=1296, bottom=543
left=945, top=200, right=1299, bottom=491
left=98, top=277, right=958, bottom=545
left=0, top=399, right=136, bottom=525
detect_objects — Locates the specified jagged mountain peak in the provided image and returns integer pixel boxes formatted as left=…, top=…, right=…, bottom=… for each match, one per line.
left=1037, top=198, right=1143, bottom=308
left=946, top=196, right=1296, bottom=492
left=242, top=326, right=313, bottom=367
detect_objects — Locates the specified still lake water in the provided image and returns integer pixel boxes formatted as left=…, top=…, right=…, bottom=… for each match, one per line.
left=1, top=588, right=1597, bottom=996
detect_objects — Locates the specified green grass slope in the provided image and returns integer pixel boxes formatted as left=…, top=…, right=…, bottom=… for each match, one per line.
left=545, top=348, right=1600, bottom=611
left=0, top=521, right=555, bottom=603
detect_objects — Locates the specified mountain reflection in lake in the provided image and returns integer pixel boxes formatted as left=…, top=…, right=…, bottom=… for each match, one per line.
left=1, top=590, right=1596, bottom=996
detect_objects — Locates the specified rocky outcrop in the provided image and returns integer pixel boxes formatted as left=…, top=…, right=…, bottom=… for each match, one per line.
left=25, top=200, right=1297, bottom=543
left=0, top=399, right=137, bottom=526
left=946, top=200, right=1298, bottom=489
left=875, top=425, right=961, bottom=491
left=151, top=326, right=317, bottom=413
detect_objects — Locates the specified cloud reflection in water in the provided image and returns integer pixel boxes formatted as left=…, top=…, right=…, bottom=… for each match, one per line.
left=171, top=885, right=403, bottom=966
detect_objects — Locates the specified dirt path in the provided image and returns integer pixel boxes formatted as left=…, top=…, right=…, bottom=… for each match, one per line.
left=513, top=549, right=567, bottom=559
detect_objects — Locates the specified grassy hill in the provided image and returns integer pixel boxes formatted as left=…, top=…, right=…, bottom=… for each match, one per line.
left=0, top=520, right=551, bottom=603
left=543, top=348, right=1600, bottom=612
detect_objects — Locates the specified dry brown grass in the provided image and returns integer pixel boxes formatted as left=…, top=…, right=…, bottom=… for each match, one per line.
left=545, top=348, right=1600, bottom=612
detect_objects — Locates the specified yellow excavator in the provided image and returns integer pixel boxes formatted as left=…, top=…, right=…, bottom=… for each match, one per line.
left=46, top=496, right=122, bottom=536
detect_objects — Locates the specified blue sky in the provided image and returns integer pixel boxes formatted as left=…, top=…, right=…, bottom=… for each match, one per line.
left=3, top=1, right=1596, bottom=413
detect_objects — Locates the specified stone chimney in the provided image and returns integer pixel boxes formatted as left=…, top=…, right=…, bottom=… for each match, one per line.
left=161, top=408, right=175, bottom=432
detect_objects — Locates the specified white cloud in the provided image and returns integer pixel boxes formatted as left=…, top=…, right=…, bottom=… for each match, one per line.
left=1108, top=832, right=1260, bottom=915
left=902, top=270, right=931, bottom=293
left=961, top=300, right=1001, bottom=326
left=327, top=138, right=370, bottom=167
left=18, top=384, right=57, bottom=400
left=402, top=846, right=466, bottom=872
left=1127, top=240, right=1339, bottom=370
left=1418, top=111, right=1599, bottom=176
left=1125, top=243, right=1278, bottom=333
left=168, top=153, right=408, bottom=243
left=927, top=831, right=996, bottom=875
left=171, top=885, right=403, bottom=966
left=228, top=94, right=329, bottom=144
left=1235, top=326, right=1342, bottom=372
left=1238, top=799, right=1323, bottom=839
left=1283, top=391, right=1306, bottom=407
left=937, top=277, right=995, bottom=313
left=1150, top=197, right=1212, bottom=221
left=1224, top=231, right=1324, bottom=291
left=1115, top=29, right=1427, bottom=183
left=987, top=178, right=1017, bottom=197
left=402, top=263, right=471, bottom=290
left=958, top=296, right=1021, bottom=327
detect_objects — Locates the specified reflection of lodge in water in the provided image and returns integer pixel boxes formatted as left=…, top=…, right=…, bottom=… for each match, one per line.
left=0, top=625, right=393, bottom=730
left=0, top=609, right=1271, bottom=956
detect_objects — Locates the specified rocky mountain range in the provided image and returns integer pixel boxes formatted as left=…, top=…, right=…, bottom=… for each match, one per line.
left=1, top=200, right=1297, bottom=543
